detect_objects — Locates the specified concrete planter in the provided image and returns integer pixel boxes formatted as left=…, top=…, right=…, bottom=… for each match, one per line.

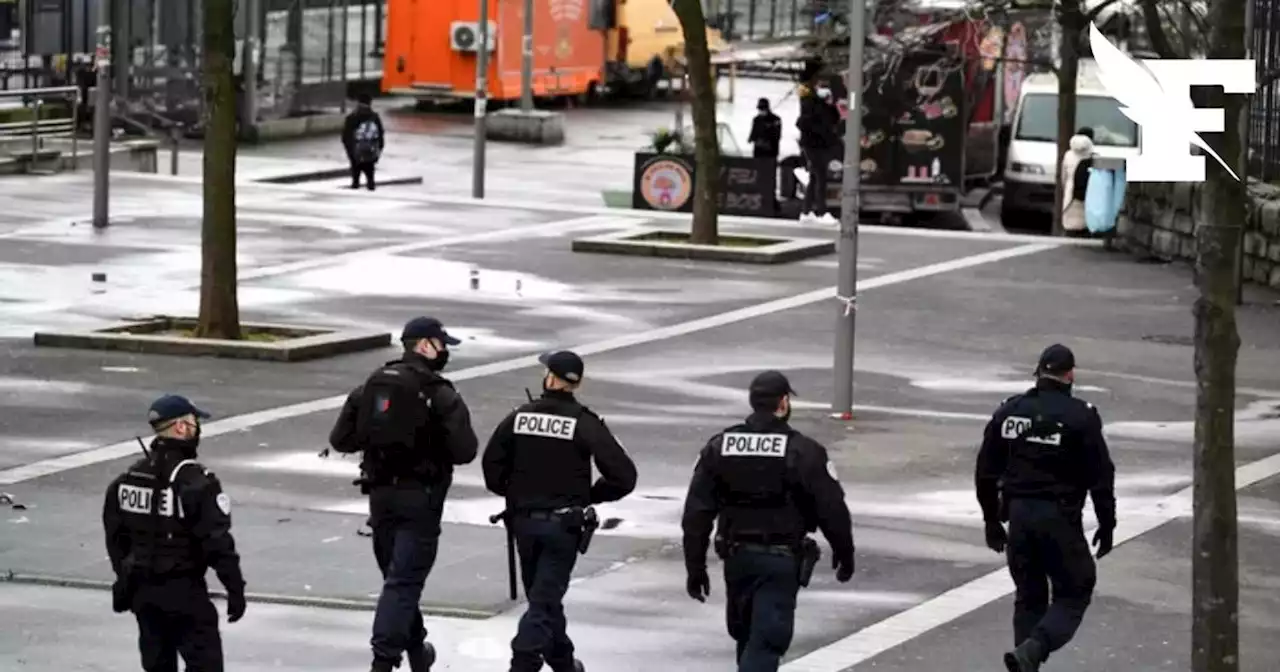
left=571, top=228, right=834, bottom=264
left=33, top=317, right=390, bottom=362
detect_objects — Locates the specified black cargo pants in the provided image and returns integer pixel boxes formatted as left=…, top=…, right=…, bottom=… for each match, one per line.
left=723, top=545, right=800, bottom=672
left=510, top=512, right=581, bottom=672
left=1005, top=497, right=1098, bottom=656
left=132, top=576, right=224, bottom=672
left=369, top=477, right=448, bottom=666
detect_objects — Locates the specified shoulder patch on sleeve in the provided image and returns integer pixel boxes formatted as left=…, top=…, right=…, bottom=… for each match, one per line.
left=215, top=493, right=231, bottom=515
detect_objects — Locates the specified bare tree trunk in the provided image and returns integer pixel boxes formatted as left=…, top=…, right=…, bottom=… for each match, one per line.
left=1052, top=0, right=1082, bottom=237
left=671, top=0, right=719, bottom=245
left=196, top=0, right=242, bottom=340
left=1192, top=0, right=1246, bottom=667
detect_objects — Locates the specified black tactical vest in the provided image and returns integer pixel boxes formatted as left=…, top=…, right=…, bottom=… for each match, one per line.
left=714, top=423, right=803, bottom=542
left=115, top=457, right=201, bottom=576
left=507, top=398, right=591, bottom=497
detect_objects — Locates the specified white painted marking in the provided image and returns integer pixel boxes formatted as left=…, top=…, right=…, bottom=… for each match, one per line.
left=1081, top=368, right=1280, bottom=398
left=0, top=243, right=1058, bottom=485
left=121, top=172, right=1106, bottom=246
left=911, top=377, right=1107, bottom=394
left=321, top=536, right=342, bottom=544
left=778, top=449, right=1280, bottom=672
left=100, top=366, right=141, bottom=373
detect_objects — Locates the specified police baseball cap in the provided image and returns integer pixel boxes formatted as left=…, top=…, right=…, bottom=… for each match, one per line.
left=749, top=370, right=796, bottom=402
left=401, top=316, right=461, bottom=346
left=148, top=394, right=210, bottom=427
left=1035, top=343, right=1076, bottom=375
left=539, top=350, right=584, bottom=384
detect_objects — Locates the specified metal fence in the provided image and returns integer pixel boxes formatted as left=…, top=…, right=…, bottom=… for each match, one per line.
left=0, top=0, right=385, bottom=131
left=703, top=0, right=819, bottom=42
left=1250, top=0, right=1280, bottom=181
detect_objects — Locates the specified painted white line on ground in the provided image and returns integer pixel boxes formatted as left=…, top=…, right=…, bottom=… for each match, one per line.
left=1081, top=368, right=1280, bottom=398
left=0, top=242, right=1057, bottom=485
left=778, top=450, right=1280, bottom=672
left=120, top=172, right=1106, bottom=247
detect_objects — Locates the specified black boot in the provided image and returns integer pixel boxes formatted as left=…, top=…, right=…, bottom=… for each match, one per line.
left=370, top=659, right=396, bottom=672
left=406, top=642, right=436, bottom=672
left=1003, top=638, right=1044, bottom=672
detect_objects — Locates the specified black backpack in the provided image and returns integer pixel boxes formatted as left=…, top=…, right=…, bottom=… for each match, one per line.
left=354, top=363, right=437, bottom=453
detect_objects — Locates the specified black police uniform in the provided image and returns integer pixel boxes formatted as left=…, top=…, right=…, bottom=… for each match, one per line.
left=682, top=371, right=855, bottom=672
left=329, top=317, right=479, bottom=672
left=102, top=396, right=244, bottom=672
left=974, top=345, right=1116, bottom=672
left=482, top=350, right=638, bottom=672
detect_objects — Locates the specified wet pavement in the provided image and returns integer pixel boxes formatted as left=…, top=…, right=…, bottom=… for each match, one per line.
left=1, top=170, right=1280, bottom=670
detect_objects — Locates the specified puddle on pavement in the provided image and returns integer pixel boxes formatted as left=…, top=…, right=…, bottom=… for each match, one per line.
left=279, top=255, right=575, bottom=301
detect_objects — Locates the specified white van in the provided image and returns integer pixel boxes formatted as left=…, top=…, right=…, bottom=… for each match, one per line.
left=1001, top=61, right=1140, bottom=230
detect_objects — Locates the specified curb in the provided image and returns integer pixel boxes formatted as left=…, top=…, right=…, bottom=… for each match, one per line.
left=1, top=571, right=505, bottom=620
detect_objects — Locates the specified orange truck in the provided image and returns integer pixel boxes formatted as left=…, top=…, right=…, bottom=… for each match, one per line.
left=382, top=0, right=723, bottom=102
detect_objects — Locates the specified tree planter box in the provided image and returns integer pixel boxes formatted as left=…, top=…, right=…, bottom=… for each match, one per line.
left=33, top=317, right=391, bottom=362
left=572, top=228, right=834, bottom=264
left=631, top=152, right=778, bottom=218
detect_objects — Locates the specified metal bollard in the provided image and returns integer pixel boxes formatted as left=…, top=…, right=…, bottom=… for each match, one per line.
left=170, top=127, right=179, bottom=176
left=30, top=98, right=40, bottom=167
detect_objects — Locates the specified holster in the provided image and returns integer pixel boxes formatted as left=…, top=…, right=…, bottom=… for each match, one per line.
left=569, top=506, right=599, bottom=555
left=798, top=537, right=821, bottom=588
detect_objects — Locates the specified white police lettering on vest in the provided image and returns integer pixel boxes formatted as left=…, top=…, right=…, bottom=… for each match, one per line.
left=721, top=433, right=788, bottom=457
left=119, top=483, right=176, bottom=517
left=1000, top=415, right=1063, bottom=446
left=514, top=412, right=578, bottom=440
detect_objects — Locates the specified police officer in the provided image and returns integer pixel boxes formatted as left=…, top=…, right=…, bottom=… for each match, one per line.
left=103, top=395, right=246, bottom=672
left=682, top=371, right=855, bottom=672
left=975, top=344, right=1117, bottom=672
left=329, top=316, right=479, bottom=672
left=481, top=350, right=638, bottom=672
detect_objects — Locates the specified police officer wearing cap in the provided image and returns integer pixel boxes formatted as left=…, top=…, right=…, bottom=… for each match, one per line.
left=329, top=316, right=479, bottom=672
left=482, top=350, right=638, bottom=672
left=682, top=371, right=855, bottom=672
left=103, top=395, right=245, bottom=672
left=975, top=344, right=1117, bottom=672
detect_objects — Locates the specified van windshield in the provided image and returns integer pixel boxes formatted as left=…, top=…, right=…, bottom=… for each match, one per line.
left=1015, top=93, right=1139, bottom=147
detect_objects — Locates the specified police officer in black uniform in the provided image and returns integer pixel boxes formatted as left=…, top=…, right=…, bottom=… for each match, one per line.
left=975, top=344, right=1117, bottom=672
left=682, top=371, right=855, bottom=672
left=482, top=350, right=638, bottom=672
left=329, top=316, right=479, bottom=672
left=103, top=395, right=246, bottom=672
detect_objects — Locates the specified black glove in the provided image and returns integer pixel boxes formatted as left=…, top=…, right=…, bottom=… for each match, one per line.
left=227, top=592, right=246, bottom=623
left=1092, top=526, right=1114, bottom=559
left=833, top=551, right=855, bottom=583
left=111, top=579, right=131, bottom=613
left=686, top=567, right=711, bottom=602
left=984, top=521, right=1007, bottom=554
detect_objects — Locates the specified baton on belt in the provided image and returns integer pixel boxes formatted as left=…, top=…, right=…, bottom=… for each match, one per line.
left=489, top=510, right=518, bottom=601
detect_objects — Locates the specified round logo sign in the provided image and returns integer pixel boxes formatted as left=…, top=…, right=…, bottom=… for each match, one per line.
left=639, top=158, right=693, bottom=211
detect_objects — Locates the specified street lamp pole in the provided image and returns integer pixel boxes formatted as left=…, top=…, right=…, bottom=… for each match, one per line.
left=832, top=0, right=866, bottom=417
left=472, top=0, right=491, bottom=198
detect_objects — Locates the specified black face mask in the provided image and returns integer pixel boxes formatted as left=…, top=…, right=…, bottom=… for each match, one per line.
left=427, top=348, right=449, bottom=372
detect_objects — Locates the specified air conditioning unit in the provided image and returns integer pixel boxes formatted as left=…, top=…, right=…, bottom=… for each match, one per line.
left=450, top=21, right=497, bottom=52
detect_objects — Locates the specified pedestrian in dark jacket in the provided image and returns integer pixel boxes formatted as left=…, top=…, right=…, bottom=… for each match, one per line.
left=748, top=98, right=782, bottom=159
left=796, top=73, right=840, bottom=224
left=342, top=94, right=385, bottom=191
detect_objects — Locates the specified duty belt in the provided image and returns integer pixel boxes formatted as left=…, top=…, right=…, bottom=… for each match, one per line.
left=522, top=507, right=574, bottom=521
left=731, top=542, right=795, bottom=557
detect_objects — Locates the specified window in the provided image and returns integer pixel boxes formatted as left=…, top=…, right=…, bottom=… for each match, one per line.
left=1014, top=93, right=1139, bottom=147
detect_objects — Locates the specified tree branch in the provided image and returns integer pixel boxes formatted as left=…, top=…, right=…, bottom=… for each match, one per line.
left=1084, top=0, right=1124, bottom=22
left=1259, top=68, right=1280, bottom=91
left=1139, top=0, right=1181, bottom=59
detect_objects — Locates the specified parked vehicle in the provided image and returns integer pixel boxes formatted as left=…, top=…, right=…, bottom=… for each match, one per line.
left=1000, top=62, right=1140, bottom=230
left=382, top=0, right=724, bottom=103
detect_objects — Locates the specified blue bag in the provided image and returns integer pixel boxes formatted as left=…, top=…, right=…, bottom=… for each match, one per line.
left=1107, top=166, right=1127, bottom=227
left=1085, top=167, right=1115, bottom=233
